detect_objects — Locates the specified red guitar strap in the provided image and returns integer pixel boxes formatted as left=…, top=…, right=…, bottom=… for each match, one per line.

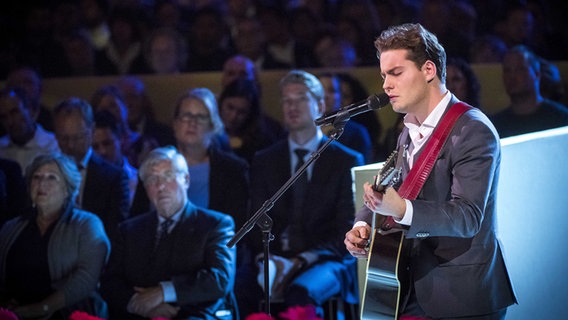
left=381, top=102, right=472, bottom=231
left=398, top=102, right=472, bottom=200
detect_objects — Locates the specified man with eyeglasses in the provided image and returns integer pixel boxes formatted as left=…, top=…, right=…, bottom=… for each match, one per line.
left=101, top=146, right=237, bottom=320
left=129, top=87, right=249, bottom=232
left=53, top=97, right=130, bottom=241
left=236, top=70, right=364, bottom=317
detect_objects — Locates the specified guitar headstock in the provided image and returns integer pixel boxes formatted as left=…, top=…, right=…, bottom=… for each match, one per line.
left=372, top=150, right=401, bottom=193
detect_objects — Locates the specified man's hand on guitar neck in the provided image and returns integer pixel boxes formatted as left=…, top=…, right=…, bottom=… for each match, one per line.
left=345, top=224, right=372, bottom=258
left=363, top=182, right=406, bottom=221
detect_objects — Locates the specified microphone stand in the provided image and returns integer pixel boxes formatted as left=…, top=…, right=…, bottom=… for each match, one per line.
left=227, top=111, right=351, bottom=316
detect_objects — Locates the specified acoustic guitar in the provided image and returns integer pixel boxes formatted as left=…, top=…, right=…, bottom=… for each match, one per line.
left=360, top=151, right=404, bottom=320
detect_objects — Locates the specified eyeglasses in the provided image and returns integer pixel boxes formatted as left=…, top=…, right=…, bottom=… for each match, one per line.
left=176, top=112, right=211, bottom=125
left=144, top=171, right=184, bottom=186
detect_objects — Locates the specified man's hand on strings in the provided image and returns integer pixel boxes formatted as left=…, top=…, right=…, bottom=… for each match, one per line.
left=363, top=182, right=406, bottom=220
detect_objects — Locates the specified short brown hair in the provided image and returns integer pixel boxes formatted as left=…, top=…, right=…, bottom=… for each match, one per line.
left=375, top=23, right=446, bottom=83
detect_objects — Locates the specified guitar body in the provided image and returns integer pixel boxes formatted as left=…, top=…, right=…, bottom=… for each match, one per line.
left=360, top=229, right=405, bottom=320
left=360, top=150, right=405, bottom=319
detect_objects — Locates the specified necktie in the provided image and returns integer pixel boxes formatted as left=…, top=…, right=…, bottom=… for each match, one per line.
left=285, top=149, right=309, bottom=252
left=292, top=149, right=309, bottom=212
left=155, top=219, right=173, bottom=250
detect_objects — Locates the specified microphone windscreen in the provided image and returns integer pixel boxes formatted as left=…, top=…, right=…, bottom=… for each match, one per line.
left=369, top=92, right=390, bottom=110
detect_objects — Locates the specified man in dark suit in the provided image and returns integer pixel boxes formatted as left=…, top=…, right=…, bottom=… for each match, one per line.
left=129, top=146, right=249, bottom=230
left=114, top=76, right=175, bottom=147
left=101, top=146, right=236, bottom=320
left=236, top=70, right=364, bottom=317
left=345, top=23, right=517, bottom=319
left=53, top=97, right=130, bottom=241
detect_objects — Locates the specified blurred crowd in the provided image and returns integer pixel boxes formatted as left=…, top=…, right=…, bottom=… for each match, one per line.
left=1, top=0, right=568, bottom=80
left=2, top=1, right=568, bottom=318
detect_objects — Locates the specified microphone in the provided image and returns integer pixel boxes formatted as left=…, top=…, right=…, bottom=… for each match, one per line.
left=314, top=92, right=390, bottom=126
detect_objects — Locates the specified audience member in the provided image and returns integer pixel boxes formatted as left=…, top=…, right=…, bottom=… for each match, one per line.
left=5, top=66, right=53, bottom=132
left=0, top=157, right=26, bottom=226
left=288, top=6, right=325, bottom=54
left=79, top=0, right=112, bottom=50
left=174, top=87, right=247, bottom=218
left=53, top=97, right=130, bottom=241
left=0, top=153, right=110, bottom=319
left=186, top=5, right=235, bottom=72
left=114, top=76, right=175, bottom=146
left=90, top=84, right=158, bottom=167
left=218, top=78, right=284, bottom=164
left=470, top=0, right=506, bottom=36
left=100, top=146, right=237, bottom=320
left=318, top=73, right=373, bottom=163
left=95, top=5, right=148, bottom=75
left=0, top=87, right=60, bottom=172
left=419, top=0, right=477, bottom=61
left=152, top=0, right=190, bottom=33
left=220, top=55, right=259, bottom=91
left=446, top=57, right=482, bottom=110
left=447, top=1, right=478, bottom=60
left=236, top=70, right=362, bottom=317
left=130, top=88, right=249, bottom=232
left=493, top=3, right=536, bottom=50
left=336, top=16, right=369, bottom=67
left=336, top=0, right=382, bottom=66
left=490, top=45, right=568, bottom=138
left=60, top=31, right=99, bottom=77
left=219, top=55, right=285, bottom=147
left=143, top=27, right=188, bottom=74
left=225, top=0, right=257, bottom=37
left=50, top=1, right=82, bottom=46
left=93, top=110, right=138, bottom=210
left=313, top=30, right=358, bottom=68
left=257, top=5, right=317, bottom=68
left=232, top=16, right=289, bottom=70
left=491, top=1, right=565, bottom=61
left=470, top=34, right=508, bottom=64
left=336, top=72, right=385, bottom=161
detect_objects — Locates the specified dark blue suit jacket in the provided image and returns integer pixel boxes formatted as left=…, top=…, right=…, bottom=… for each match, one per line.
left=82, top=153, right=130, bottom=241
left=357, top=97, right=517, bottom=317
left=101, top=202, right=236, bottom=319
left=248, top=137, right=363, bottom=301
